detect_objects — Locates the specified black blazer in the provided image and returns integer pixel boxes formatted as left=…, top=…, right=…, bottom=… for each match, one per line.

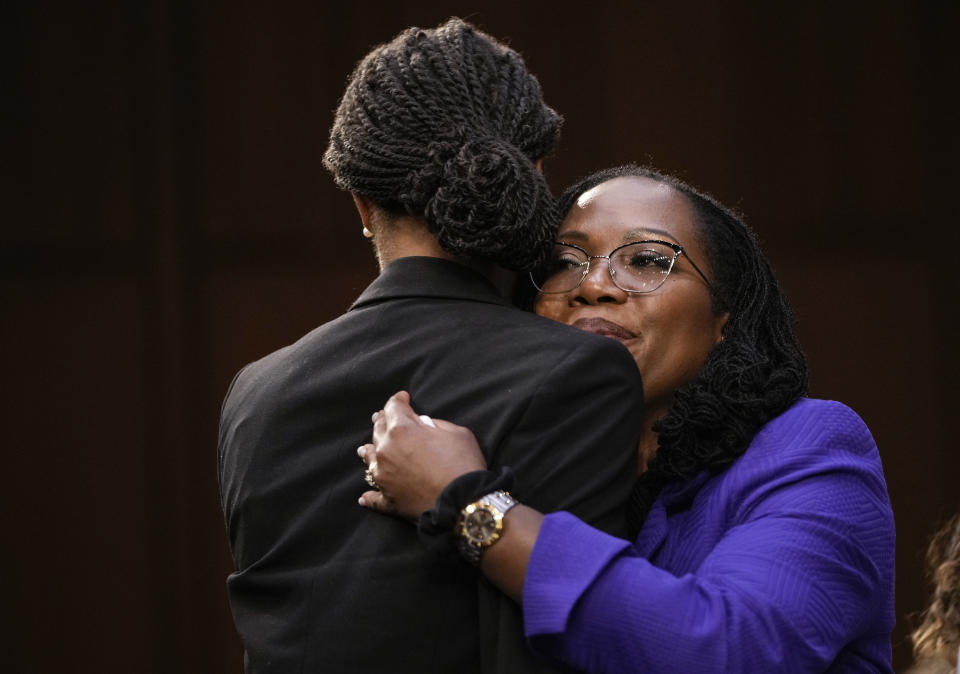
left=219, top=257, right=644, bottom=673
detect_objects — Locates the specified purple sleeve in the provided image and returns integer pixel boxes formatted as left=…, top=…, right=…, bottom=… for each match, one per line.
left=522, top=403, right=894, bottom=673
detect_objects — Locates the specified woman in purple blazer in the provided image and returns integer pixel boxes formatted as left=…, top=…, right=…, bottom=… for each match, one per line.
left=359, top=165, right=896, bottom=673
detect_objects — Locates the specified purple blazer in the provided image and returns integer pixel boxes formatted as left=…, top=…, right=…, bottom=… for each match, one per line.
left=523, top=398, right=895, bottom=673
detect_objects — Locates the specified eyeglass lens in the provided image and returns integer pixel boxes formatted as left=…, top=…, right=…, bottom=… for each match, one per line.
left=532, top=242, right=678, bottom=294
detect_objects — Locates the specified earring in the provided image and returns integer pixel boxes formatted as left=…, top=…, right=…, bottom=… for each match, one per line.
left=362, top=227, right=374, bottom=239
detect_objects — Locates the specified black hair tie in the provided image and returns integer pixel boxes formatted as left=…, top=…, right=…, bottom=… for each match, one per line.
left=417, top=466, right=515, bottom=559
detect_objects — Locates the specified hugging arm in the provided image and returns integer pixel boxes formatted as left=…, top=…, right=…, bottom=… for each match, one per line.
left=361, top=337, right=644, bottom=600
left=523, top=406, right=895, bottom=673
left=365, top=399, right=894, bottom=673
left=360, top=391, right=545, bottom=600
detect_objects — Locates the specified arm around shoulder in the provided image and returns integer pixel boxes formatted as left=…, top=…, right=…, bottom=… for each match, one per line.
left=520, top=399, right=896, bottom=673
left=495, top=334, right=643, bottom=534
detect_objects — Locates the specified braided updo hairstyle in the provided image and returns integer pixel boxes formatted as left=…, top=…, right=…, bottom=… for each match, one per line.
left=323, top=18, right=562, bottom=271
left=551, top=165, right=809, bottom=533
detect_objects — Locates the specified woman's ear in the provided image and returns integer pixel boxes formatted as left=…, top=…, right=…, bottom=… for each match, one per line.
left=715, top=312, right=730, bottom=344
left=352, top=194, right=375, bottom=236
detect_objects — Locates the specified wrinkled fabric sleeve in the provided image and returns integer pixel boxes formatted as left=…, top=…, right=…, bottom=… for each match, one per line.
left=495, top=336, right=643, bottom=529
left=523, top=402, right=895, bottom=674
left=479, top=335, right=644, bottom=674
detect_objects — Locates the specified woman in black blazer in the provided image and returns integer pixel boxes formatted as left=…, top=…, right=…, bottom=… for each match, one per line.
left=218, top=19, right=644, bottom=674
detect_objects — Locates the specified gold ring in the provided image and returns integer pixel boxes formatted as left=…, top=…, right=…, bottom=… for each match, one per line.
left=364, top=463, right=379, bottom=490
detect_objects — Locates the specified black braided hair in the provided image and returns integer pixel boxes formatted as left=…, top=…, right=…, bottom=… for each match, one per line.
left=552, top=165, right=809, bottom=534
left=323, top=18, right=562, bottom=271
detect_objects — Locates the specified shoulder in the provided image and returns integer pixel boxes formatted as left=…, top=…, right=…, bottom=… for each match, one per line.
left=517, top=311, right=639, bottom=362
left=737, top=398, right=882, bottom=478
left=220, top=316, right=345, bottom=413
left=525, top=318, right=642, bottom=390
left=750, top=397, right=877, bottom=457
left=700, top=399, right=882, bottom=507
left=455, top=305, right=642, bottom=383
left=716, top=398, right=891, bottom=521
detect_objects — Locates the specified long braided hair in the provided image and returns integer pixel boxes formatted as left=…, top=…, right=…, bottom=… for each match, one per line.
left=553, top=165, right=809, bottom=532
left=323, top=18, right=562, bottom=271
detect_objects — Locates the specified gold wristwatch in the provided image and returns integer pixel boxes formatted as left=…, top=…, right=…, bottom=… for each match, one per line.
left=457, top=490, right=518, bottom=566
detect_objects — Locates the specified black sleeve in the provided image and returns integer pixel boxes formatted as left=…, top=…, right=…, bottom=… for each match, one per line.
left=493, top=336, right=643, bottom=535
left=478, top=336, right=643, bottom=674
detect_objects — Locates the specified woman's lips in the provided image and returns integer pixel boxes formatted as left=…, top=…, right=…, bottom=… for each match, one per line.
left=572, top=317, right=636, bottom=343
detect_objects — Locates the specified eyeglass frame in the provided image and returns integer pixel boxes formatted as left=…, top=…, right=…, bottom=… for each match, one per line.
left=530, top=239, right=713, bottom=295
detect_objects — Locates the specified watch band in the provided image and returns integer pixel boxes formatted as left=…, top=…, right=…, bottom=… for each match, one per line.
left=479, top=490, right=517, bottom=515
left=457, top=490, right=518, bottom=566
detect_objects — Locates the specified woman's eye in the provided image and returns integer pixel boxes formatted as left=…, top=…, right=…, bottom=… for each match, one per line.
left=548, top=255, right=584, bottom=272
left=626, top=251, right=671, bottom=270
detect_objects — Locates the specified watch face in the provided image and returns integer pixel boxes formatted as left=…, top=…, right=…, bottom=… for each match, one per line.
left=465, top=508, right=499, bottom=543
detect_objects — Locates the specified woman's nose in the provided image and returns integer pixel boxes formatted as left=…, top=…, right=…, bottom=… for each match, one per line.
left=575, top=258, right=628, bottom=304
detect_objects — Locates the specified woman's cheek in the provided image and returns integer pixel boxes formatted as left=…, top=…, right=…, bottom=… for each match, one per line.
left=533, top=297, right=569, bottom=323
left=624, top=339, right=649, bottom=377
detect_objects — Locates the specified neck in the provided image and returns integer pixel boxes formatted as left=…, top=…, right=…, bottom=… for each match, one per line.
left=636, top=404, right=667, bottom=474
left=637, top=429, right=658, bottom=474
left=374, top=214, right=451, bottom=268
left=376, top=215, right=517, bottom=298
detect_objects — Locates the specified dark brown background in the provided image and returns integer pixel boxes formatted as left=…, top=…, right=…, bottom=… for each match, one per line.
left=5, top=2, right=957, bottom=671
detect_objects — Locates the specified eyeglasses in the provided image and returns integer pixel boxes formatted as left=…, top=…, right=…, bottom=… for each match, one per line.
left=530, top=240, right=712, bottom=295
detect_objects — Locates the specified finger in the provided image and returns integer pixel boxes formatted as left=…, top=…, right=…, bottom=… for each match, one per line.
left=418, top=414, right=436, bottom=428
left=383, top=391, right=420, bottom=424
left=358, top=490, right=395, bottom=513
left=357, top=443, right=375, bottom=464
left=372, top=410, right=389, bottom=445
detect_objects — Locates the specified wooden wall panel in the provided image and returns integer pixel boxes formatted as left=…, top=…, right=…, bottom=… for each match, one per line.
left=7, top=4, right=143, bottom=245
left=3, top=278, right=153, bottom=669
left=6, top=2, right=956, bottom=671
left=781, top=257, right=951, bottom=655
left=199, top=260, right=379, bottom=401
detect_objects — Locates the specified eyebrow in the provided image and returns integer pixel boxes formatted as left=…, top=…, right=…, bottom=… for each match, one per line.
left=621, top=227, right=677, bottom=243
left=556, top=227, right=679, bottom=244
left=556, top=230, right=588, bottom=241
